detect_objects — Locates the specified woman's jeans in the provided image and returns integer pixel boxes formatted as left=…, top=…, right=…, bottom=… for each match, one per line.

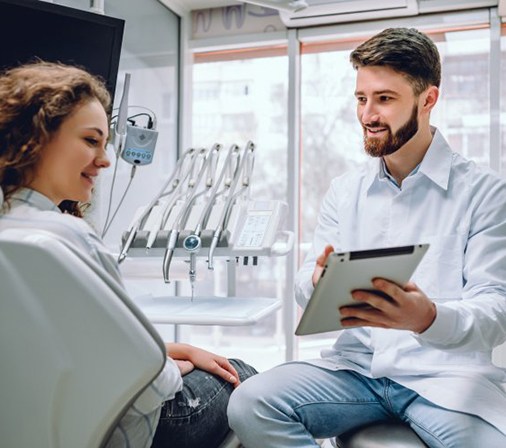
left=151, top=358, right=257, bottom=448
left=227, top=362, right=506, bottom=448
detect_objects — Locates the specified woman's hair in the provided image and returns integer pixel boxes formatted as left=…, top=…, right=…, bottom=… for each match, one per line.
left=350, top=28, right=441, bottom=96
left=0, top=60, right=111, bottom=216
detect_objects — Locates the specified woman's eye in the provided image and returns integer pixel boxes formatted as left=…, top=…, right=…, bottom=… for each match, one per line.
left=85, top=137, right=99, bottom=146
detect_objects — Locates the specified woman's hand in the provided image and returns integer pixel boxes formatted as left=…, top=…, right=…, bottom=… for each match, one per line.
left=175, top=359, right=194, bottom=376
left=167, top=343, right=241, bottom=388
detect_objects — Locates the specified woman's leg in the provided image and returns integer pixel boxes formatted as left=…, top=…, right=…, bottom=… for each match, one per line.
left=151, top=359, right=257, bottom=448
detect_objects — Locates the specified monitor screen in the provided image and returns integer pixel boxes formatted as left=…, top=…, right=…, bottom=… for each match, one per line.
left=0, top=0, right=125, bottom=97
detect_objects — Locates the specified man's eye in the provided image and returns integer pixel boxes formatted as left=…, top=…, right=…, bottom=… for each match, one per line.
left=356, top=97, right=366, bottom=104
left=379, top=96, right=392, bottom=102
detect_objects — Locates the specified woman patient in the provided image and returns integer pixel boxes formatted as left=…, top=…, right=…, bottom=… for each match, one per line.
left=0, top=61, right=256, bottom=448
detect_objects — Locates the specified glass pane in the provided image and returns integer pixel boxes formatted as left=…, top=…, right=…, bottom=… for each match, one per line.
left=431, top=28, right=490, bottom=167
left=501, top=24, right=506, bottom=175
left=49, top=2, right=180, bottom=249
left=94, top=0, right=180, bottom=249
left=189, top=54, right=289, bottom=371
left=300, top=45, right=364, bottom=357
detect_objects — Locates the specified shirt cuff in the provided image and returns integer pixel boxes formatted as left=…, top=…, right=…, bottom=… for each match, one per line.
left=413, top=303, right=459, bottom=347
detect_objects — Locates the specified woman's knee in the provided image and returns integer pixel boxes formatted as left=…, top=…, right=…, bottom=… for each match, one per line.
left=229, top=358, right=258, bottom=382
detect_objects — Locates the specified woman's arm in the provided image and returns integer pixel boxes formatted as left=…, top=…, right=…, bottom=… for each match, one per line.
left=166, top=342, right=240, bottom=387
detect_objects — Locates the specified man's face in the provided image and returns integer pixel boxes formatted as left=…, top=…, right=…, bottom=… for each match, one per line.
left=355, top=65, right=420, bottom=158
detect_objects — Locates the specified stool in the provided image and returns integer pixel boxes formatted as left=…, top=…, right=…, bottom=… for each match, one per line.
left=218, top=431, right=241, bottom=448
left=338, top=421, right=428, bottom=448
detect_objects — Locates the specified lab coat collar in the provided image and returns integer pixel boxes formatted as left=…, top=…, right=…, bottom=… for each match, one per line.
left=10, top=188, right=61, bottom=213
left=418, top=127, right=453, bottom=191
left=366, top=126, right=453, bottom=192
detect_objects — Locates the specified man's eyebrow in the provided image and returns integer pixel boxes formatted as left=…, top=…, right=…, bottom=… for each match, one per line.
left=354, top=89, right=399, bottom=96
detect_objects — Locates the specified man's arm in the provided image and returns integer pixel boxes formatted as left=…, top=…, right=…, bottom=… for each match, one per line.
left=295, top=180, right=342, bottom=309
left=340, top=175, right=506, bottom=350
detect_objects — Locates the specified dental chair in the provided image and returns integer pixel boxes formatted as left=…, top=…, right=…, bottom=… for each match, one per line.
left=0, top=229, right=240, bottom=448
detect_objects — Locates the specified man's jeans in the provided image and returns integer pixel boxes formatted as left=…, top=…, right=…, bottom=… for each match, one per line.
left=152, top=359, right=257, bottom=448
left=227, top=362, right=506, bottom=448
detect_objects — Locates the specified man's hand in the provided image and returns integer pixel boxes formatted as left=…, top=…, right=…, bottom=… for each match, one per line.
left=167, top=343, right=241, bottom=388
left=312, top=244, right=334, bottom=287
left=339, top=279, right=437, bottom=333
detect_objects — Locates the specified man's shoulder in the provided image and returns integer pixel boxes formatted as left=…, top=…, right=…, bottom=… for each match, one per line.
left=451, top=152, right=505, bottom=187
left=328, top=160, right=375, bottom=190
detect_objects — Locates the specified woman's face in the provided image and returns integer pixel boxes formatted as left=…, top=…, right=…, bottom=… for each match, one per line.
left=29, top=99, right=110, bottom=205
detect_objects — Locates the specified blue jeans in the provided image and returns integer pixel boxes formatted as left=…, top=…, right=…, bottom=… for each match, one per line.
left=151, top=359, right=257, bottom=448
left=227, top=362, right=506, bottom=448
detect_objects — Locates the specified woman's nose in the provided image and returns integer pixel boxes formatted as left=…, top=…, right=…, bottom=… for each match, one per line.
left=95, top=147, right=111, bottom=169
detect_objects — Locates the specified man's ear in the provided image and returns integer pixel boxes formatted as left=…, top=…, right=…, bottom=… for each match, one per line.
left=421, top=86, right=439, bottom=113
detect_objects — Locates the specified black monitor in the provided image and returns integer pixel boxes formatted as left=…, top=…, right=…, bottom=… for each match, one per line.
left=0, top=0, right=125, bottom=97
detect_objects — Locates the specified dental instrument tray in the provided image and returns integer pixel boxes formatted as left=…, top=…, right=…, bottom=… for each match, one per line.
left=295, top=244, right=429, bottom=336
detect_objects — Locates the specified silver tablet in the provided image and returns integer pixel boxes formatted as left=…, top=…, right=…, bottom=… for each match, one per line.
left=295, top=244, right=429, bottom=336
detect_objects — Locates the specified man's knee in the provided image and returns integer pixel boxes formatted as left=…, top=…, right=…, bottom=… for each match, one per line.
left=227, top=376, right=259, bottom=428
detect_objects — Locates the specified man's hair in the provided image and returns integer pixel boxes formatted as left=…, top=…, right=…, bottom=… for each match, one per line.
left=0, top=61, right=111, bottom=216
left=350, top=28, right=441, bottom=95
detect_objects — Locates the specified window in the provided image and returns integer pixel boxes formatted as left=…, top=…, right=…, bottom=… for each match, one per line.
left=188, top=8, right=503, bottom=370
left=501, top=24, right=506, bottom=174
left=432, top=28, right=490, bottom=167
left=189, top=51, right=289, bottom=371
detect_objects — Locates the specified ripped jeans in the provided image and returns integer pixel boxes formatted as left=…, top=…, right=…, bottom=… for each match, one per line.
left=151, top=359, right=257, bottom=448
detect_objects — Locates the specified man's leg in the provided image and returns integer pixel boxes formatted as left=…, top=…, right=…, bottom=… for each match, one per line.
left=152, top=359, right=257, bottom=448
left=227, top=363, right=393, bottom=448
left=399, top=391, right=506, bottom=448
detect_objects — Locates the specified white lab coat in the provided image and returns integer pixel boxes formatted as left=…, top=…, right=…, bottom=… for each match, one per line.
left=295, top=128, right=506, bottom=435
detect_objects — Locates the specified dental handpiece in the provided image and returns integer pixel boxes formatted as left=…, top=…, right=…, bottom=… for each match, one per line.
left=162, top=229, right=179, bottom=283
left=117, top=148, right=195, bottom=263
left=208, top=141, right=255, bottom=269
left=207, top=227, right=222, bottom=270
left=118, top=223, right=138, bottom=263
left=183, top=234, right=201, bottom=301
left=162, top=149, right=208, bottom=282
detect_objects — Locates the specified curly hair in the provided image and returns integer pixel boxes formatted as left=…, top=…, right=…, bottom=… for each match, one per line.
left=350, top=28, right=441, bottom=96
left=0, top=60, right=111, bottom=216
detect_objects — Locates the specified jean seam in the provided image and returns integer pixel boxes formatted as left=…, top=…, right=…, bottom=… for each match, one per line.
left=405, top=415, right=447, bottom=448
left=290, top=399, right=381, bottom=422
left=383, top=378, right=396, bottom=415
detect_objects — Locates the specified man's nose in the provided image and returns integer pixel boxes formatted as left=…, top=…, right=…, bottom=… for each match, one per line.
left=361, top=102, right=380, bottom=125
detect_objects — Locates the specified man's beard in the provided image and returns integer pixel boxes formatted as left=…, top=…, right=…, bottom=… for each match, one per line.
left=363, top=105, right=419, bottom=158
